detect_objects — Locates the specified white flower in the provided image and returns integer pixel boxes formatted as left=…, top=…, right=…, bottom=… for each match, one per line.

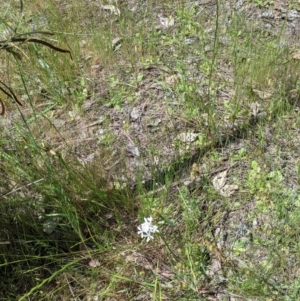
left=137, top=217, right=159, bottom=242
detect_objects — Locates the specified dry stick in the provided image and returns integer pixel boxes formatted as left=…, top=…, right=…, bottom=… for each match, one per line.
left=0, top=80, right=22, bottom=105
left=0, top=33, right=72, bottom=113
left=1, top=37, right=73, bottom=58
left=0, top=0, right=72, bottom=114
left=0, top=99, right=5, bottom=115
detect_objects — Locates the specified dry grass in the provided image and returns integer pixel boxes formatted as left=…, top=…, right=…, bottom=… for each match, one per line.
left=1, top=1, right=300, bottom=300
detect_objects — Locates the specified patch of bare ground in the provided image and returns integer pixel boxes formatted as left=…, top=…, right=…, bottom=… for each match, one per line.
left=1, top=1, right=299, bottom=189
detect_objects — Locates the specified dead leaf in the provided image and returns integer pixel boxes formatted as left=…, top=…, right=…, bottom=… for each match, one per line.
left=101, top=5, right=120, bottom=16
left=212, top=170, right=228, bottom=191
left=249, top=102, right=262, bottom=116
left=273, top=0, right=283, bottom=11
left=148, top=118, right=161, bottom=127
left=190, top=163, right=200, bottom=180
left=88, top=259, right=100, bottom=268
left=292, top=51, right=300, bottom=60
left=134, top=292, right=152, bottom=301
left=252, top=88, right=273, bottom=100
left=112, top=37, right=122, bottom=51
left=125, top=253, right=139, bottom=263
left=159, top=15, right=174, bottom=28
left=160, top=271, right=174, bottom=279
left=176, top=132, right=199, bottom=143
left=219, top=184, right=239, bottom=197
left=52, top=118, right=66, bottom=128
left=190, top=163, right=206, bottom=180
left=144, top=264, right=153, bottom=270
left=165, top=74, right=181, bottom=85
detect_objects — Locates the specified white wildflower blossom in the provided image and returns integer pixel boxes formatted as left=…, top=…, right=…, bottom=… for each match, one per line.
left=137, top=217, right=159, bottom=242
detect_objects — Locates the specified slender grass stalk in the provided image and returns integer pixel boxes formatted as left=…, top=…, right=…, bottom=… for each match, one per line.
left=18, top=259, right=81, bottom=301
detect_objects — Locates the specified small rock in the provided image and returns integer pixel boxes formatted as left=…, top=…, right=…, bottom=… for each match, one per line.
left=127, top=142, right=140, bottom=157
left=130, top=107, right=141, bottom=121
left=261, top=11, right=274, bottom=19
left=52, top=118, right=65, bottom=128
left=287, top=9, right=300, bottom=21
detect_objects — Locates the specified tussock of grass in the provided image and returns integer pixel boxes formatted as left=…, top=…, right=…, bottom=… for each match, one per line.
left=1, top=1, right=300, bottom=300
